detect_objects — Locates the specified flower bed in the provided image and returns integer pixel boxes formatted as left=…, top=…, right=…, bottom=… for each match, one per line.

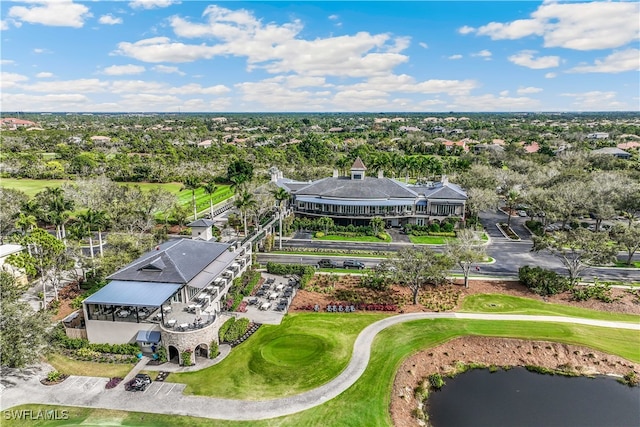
left=105, top=377, right=123, bottom=389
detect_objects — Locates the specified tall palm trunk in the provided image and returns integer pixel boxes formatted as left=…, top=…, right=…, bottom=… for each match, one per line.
left=98, top=229, right=104, bottom=257
left=278, top=210, right=283, bottom=250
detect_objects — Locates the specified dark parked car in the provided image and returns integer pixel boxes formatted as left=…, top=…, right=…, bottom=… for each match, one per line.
left=317, top=259, right=339, bottom=269
left=125, top=374, right=152, bottom=392
left=343, top=259, right=365, bottom=270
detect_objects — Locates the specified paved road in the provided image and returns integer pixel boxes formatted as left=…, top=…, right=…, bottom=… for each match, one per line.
left=2, top=313, right=638, bottom=420
left=264, top=210, right=640, bottom=282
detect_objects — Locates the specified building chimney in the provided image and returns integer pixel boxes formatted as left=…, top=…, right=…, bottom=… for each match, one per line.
left=441, top=175, right=448, bottom=185
left=378, top=170, right=384, bottom=179
left=333, top=169, right=339, bottom=178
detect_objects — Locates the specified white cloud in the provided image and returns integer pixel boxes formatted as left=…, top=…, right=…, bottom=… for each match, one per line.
left=236, top=79, right=331, bottom=111
left=467, top=1, right=640, bottom=50
left=33, top=48, right=52, bottom=54
left=99, top=15, right=123, bottom=25
left=109, top=80, right=166, bottom=94
left=116, top=5, right=411, bottom=78
left=9, top=1, right=92, bottom=28
left=1, top=20, right=10, bottom=31
left=342, top=74, right=478, bottom=96
left=1, top=72, right=28, bottom=90
left=129, top=0, right=180, bottom=9
left=102, top=64, right=146, bottom=76
left=419, top=42, right=428, bottom=49
left=19, top=79, right=109, bottom=93
left=165, top=84, right=230, bottom=95
left=568, top=49, right=640, bottom=74
left=458, top=25, right=475, bottom=35
left=1, top=59, right=16, bottom=66
left=328, top=15, right=339, bottom=21
left=114, top=37, right=221, bottom=63
left=499, top=90, right=509, bottom=96
left=450, top=94, right=541, bottom=111
left=2, top=93, right=91, bottom=111
left=561, top=90, right=628, bottom=110
left=508, top=50, right=560, bottom=69
left=472, top=49, right=492, bottom=60
left=448, top=54, right=463, bottom=60
left=36, top=72, right=54, bottom=78
left=517, top=86, right=543, bottom=95
left=152, top=65, right=185, bottom=75
left=545, top=72, right=557, bottom=79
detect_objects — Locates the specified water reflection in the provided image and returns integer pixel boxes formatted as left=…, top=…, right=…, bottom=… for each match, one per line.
left=428, top=368, right=640, bottom=427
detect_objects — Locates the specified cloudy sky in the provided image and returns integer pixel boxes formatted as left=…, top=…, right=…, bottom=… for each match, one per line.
left=1, top=0, right=639, bottom=112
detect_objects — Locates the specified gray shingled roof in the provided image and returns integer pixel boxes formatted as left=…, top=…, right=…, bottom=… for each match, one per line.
left=187, top=219, right=216, bottom=228
left=107, top=239, right=231, bottom=284
left=294, top=177, right=418, bottom=199
left=411, top=183, right=467, bottom=200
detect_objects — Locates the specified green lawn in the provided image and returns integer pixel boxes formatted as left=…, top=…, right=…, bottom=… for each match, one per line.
left=10, top=319, right=639, bottom=427
left=614, top=260, right=640, bottom=268
left=461, top=294, right=640, bottom=323
left=46, top=353, right=135, bottom=378
left=1, top=178, right=184, bottom=199
left=169, top=312, right=388, bottom=399
left=408, top=235, right=452, bottom=244
left=1, top=178, right=233, bottom=217
left=314, top=234, right=391, bottom=243
left=175, top=185, right=233, bottom=214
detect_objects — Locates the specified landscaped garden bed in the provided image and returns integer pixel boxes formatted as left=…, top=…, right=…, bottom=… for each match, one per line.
left=497, top=222, right=520, bottom=240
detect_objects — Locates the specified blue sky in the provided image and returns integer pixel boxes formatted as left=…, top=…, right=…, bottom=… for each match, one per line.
left=1, top=0, right=639, bottom=112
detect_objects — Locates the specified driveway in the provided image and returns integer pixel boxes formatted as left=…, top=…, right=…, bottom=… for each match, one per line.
left=2, top=313, right=638, bottom=420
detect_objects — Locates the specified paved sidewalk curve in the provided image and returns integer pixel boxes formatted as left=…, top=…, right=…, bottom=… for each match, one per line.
left=1, top=313, right=638, bottom=420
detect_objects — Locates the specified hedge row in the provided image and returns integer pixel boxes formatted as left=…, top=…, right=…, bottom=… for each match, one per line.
left=518, top=265, right=571, bottom=296
left=265, top=262, right=315, bottom=289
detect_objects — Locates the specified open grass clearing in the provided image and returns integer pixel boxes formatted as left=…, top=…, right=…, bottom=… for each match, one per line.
left=168, top=312, right=388, bottom=399
left=461, top=294, right=640, bottom=323
left=408, top=235, right=451, bottom=244
left=1, top=178, right=185, bottom=199
left=614, top=260, right=640, bottom=268
left=45, top=353, right=135, bottom=378
left=313, top=234, right=391, bottom=243
left=12, top=319, right=639, bottom=427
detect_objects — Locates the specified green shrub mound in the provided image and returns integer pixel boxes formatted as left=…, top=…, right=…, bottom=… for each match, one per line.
left=266, top=262, right=315, bottom=289
left=518, top=265, right=571, bottom=296
left=219, top=317, right=251, bottom=343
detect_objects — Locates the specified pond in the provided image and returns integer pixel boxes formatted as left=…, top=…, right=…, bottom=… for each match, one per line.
left=428, top=368, right=640, bottom=427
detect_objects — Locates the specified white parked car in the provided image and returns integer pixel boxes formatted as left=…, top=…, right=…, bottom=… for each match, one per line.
left=517, top=210, right=527, bottom=217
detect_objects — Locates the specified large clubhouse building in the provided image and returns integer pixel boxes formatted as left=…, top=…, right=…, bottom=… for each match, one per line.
left=272, top=158, right=467, bottom=227
left=73, top=220, right=251, bottom=365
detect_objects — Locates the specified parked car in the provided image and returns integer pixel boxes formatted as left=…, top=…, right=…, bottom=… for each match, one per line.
left=125, top=374, right=152, bottom=392
left=317, top=259, right=339, bottom=269
left=517, top=210, right=527, bottom=217
left=343, top=259, right=365, bottom=270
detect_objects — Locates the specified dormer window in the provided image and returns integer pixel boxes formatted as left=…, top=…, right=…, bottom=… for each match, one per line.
left=350, top=156, right=367, bottom=180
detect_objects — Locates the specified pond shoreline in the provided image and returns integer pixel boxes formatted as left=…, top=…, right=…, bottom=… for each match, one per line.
left=391, top=336, right=640, bottom=427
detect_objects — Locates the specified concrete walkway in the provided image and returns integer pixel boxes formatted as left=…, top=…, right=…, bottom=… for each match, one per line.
left=1, top=313, right=638, bottom=420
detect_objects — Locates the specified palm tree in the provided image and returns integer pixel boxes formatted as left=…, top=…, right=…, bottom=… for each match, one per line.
left=181, top=176, right=202, bottom=221
left=15, top=212, right=37, bottom=234
left=40, top=187, right=74, bottom=242
left=270, top=187, right=289, bottom=250
left=504, top=189, right=521, bottom=229
left=92, top=210, right=109, bottom=257
left=76, top=210, right=98, bottom=261
left=234, top=191, right=257, bottom=236
left=203, top=182, right=218, bottom=218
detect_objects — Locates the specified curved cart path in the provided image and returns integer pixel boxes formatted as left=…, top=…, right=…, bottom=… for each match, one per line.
left=2, top=313, right=638, bottom=420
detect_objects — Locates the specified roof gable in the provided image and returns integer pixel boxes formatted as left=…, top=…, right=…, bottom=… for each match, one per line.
left=108, top=239, right=231, bottom=284
left=351, top=157, right=367, bottom=170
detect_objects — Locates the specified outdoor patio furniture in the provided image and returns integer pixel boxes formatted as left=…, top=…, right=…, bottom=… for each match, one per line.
left=166, top=319, right=176, bottom=327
